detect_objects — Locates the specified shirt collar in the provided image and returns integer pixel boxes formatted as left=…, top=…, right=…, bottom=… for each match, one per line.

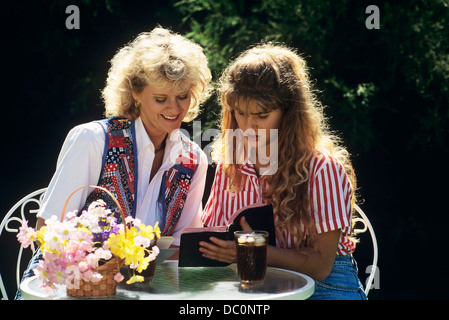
left=134, top=117, right=183, bottom=168
left=238, top=161, right=258, bottom=179
left=238, top=160, right=273, bottom=181
left=135, top=117, right=153, bottom=154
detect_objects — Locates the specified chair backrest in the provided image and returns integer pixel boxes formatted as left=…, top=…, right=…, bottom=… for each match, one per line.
left=0, top=188, right=46, bottom=300
left=352, top=203, right=378, bottom=297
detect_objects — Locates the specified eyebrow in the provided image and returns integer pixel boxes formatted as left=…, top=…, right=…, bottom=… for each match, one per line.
left=250, top=111, right=269, bottom=115
left=153, top=91, right=189, bottom=97
left=236, top=109, right=270, bottom=115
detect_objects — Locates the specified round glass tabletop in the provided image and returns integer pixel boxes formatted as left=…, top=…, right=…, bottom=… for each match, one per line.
left=21, top=261, right=314, bottom=300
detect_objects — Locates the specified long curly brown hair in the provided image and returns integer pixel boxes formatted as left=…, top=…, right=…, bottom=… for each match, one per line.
left=212, top=43, right=357, bottom=249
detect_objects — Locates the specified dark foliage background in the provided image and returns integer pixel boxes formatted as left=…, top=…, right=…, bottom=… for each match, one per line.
left=1, top=0, right=448, bottom=299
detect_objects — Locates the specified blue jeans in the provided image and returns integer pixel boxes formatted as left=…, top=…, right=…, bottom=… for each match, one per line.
left=14, top=249, right=43, bottom=300
left=308, top=255, right=367, bottom=300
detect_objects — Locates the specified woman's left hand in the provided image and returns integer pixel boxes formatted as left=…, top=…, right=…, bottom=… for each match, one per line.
left=199, top=237, right=236, bottom=263
left=199, top=217, right=252, bottom=263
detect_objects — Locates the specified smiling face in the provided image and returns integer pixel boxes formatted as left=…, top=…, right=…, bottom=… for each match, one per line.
left=133, top=84, right=191, bottom=143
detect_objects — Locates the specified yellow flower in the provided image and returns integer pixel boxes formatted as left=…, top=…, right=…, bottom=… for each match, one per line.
left=153, top=221, right=161, bottom=239
left=36, top=226, right=47, bottom=244
left=136, top=254, right=151, bottom=273
left=138, top=224, right=155, bottom=240
left=123, top=245, right=145, bottom=266
left=107, top=222, right=160, bottom=278
left=126, top=275, right=144, bottom=284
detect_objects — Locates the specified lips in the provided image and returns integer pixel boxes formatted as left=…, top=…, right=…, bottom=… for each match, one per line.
left=246, top=134, right=259, bottom=142
left=161, top=114, right=179, bottom=121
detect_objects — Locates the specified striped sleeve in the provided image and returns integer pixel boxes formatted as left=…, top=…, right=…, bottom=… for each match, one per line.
left=310, top=155, right=353, bottom=235
left=201, top=163, right=262, bottom=227
left=202, top=164, right=222, bottom=226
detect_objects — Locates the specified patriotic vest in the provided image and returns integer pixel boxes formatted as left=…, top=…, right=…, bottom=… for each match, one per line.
left=83, top=117, right=199, bottom=236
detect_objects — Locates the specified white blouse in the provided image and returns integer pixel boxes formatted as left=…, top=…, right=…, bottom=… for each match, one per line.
left=38, top=117, right=207, bottom=245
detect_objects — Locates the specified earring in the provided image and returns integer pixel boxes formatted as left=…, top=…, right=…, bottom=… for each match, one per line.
left=134, top=100, right=140, bottom=108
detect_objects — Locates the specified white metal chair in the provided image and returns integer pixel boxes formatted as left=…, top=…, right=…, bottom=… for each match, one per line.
left=352, top=203, right=378, bottom=297
left=0, top=188, right=46, bottom=300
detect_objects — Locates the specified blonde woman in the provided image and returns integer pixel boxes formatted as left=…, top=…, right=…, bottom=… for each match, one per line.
left=199, top=43, right=366, bottom=300
left=16, top=27, right=212, bottom=299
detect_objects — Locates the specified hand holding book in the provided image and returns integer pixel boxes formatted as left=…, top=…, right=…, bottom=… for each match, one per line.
left=178, top=203, right=275, bottom=267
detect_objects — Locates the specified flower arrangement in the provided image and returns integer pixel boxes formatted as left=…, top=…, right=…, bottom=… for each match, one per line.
left=17, top=199, right=160, bottom=292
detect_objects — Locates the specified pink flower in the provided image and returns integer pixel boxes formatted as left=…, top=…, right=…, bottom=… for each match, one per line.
left=91, top=272, right=103, bottom=282
left=86, top=253, right=99, bottom=268
left=114, top=272, right=124, bottom=283
left=78, top=261, right=89, bottom=272
left=82, top=269, right=94, bottom=281
left=17, top=220, right=36, bottom=248
left=66, top=276, right=79, bottom=290
left=149, top=246, right=160, bottom=261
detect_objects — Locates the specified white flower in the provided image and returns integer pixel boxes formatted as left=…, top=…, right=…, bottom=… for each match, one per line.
left=134, top=235, right=151, bottom=248
left=125, top=216, right=134, bottom=224
left=65, top=210, right=78, bottom=221
left=55, top=220, right=76, bottom=241
left=94, top=248, right=112, bottom=260
left=44, top=231, right=63, bottom=251
left=44, top=215, right=59, bottom=229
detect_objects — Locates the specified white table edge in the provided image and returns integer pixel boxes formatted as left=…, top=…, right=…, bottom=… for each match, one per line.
left=20, top=264, right=315, bottom=300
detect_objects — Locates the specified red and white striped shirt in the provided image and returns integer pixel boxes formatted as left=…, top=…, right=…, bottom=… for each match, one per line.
left=201, top=150, right=356, bottom=255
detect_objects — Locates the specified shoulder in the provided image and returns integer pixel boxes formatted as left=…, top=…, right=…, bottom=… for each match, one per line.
left=100, top=117, right=133, bottom=131
left=56, top=120, right=106, bottom=169
left=309, top=149, right=346, bottom=180
left=65, top=120, right=105, bottom=145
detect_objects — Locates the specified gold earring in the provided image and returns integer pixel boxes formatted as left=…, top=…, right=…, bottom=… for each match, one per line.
left=134, top=100, right=140, bottom=108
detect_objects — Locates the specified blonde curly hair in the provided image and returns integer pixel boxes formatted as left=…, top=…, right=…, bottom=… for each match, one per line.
left=213, top=43, right=357, bottom=250
left=102, top=26, right=212, bottom=121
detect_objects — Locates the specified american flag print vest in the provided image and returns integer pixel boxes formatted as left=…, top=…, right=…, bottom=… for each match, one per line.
left=83, top=117, right=199, bottom=236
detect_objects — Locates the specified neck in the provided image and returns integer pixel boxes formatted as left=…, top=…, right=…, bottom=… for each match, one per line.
left=152, top=134, right=168, bottom=153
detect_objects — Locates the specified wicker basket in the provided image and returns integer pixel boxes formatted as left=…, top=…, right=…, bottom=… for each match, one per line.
left=61, top=185, right=126, bottom=298
left=67, top=256, right=122, bottom=298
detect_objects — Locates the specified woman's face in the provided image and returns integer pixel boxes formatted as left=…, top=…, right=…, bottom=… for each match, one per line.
left=233, top=101, right=283, bottom=158
left=133, top=83, right=191, bottom=140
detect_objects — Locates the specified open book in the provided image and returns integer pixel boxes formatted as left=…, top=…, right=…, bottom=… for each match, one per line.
left=178, top=203, right=275, bottom=267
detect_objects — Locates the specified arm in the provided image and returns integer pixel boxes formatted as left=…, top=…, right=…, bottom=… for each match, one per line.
left=36, top=217, right=46, bottom=231
left=199, top=218, right=340, bottom=281
left=37, top=122, right=105, bottom=223
left=266, top=230, right=340, bottom=280
left=200, top=156, right=353, bottom=281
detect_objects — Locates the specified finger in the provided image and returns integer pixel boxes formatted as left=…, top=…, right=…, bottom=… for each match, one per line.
left=199, top=239, right=235, bottom=255
left=202, top=251, right=235, bottom=263
left=200, top=246, right=235, bottom=263
left=240, top=216, right=253, bottom=231
left=209, top=237, right=235, bottom=248
left=199, top=239, right=236, bottom=263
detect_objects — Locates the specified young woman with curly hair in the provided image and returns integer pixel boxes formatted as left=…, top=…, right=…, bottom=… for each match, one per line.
left=199, top=43, right=366, bottom=300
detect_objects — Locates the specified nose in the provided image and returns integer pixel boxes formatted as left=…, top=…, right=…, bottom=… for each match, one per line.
left=167, top=97, right=181, bottom=112
left=245, top=115, right=258, bottom=131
